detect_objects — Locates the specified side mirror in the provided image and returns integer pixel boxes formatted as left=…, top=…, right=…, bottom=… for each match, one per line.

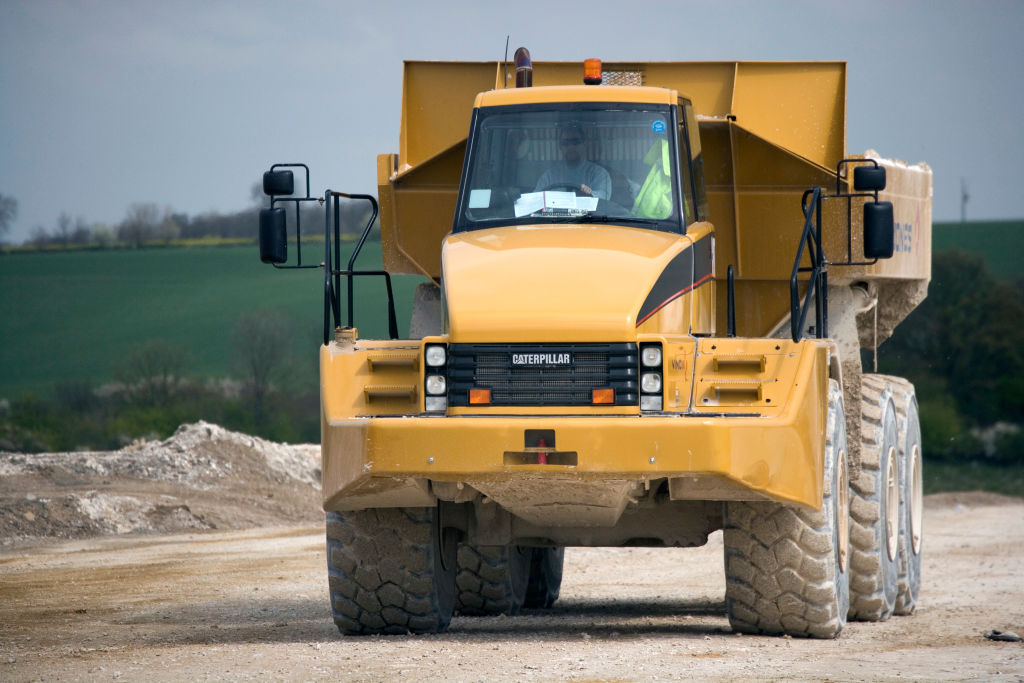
left=863, top=201, right=895, bottom=259
left=263, top=170, right=294, bottom=196
left=854, top=165, right=886, bottom=193
left=259, top=208, right=287, bottom=264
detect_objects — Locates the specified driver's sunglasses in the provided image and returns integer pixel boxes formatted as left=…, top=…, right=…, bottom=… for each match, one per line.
left=559, top=137, right=584, bottom=147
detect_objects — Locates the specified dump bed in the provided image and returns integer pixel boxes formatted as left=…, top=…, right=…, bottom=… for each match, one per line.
left=378, top=60, right=931, bottom=339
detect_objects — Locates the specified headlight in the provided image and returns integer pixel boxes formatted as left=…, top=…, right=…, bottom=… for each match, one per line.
left=425, top=396, right=447, bottom=412
left=426, top=374, right=447, bottom=395
left=640, top=395, right=663, bottom=411
left=425, top=345, right=447, bottom=367
left=641, top=372, right=662, bottom=394
left=641, top=345, right=662, bottom=368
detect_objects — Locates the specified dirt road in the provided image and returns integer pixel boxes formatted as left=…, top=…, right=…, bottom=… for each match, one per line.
left=1, top=492, right=1022, bottom=682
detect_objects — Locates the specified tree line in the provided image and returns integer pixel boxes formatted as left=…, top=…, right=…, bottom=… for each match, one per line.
left=0, top=189, right=373, bottom=249
left=0, top=310, right=319, bottom=452
left=2, top=249, right=1020, bottom=465
left=1, top=188, right=1021, bottom=465
left=878, top=250, right=1024, bottom=464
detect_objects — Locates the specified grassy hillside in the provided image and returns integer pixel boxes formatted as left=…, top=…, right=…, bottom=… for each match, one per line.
left=933, top=219, right=1024, bottom=280
left=2, top=219, right=1019, bottom=401
left=0, top=243, right=427, bottom=400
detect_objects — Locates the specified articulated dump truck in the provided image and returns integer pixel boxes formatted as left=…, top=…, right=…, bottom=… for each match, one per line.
left=257, top=55, right=931, bottom=638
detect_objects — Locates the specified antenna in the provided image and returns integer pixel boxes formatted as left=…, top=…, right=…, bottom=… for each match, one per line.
left=503, top=35, right=510, bottom=87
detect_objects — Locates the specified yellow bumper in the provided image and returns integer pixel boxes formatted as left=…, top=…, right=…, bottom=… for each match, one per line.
left=320, top=336, right=831, bottom=522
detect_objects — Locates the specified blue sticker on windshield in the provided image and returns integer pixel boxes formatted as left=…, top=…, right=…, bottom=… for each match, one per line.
left=651, top=120, right=666, bottom=133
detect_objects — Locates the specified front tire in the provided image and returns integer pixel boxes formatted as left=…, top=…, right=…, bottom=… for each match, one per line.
left=326, top=507, right=457, bottom=635
left=723, top=379, right=850, bottom=638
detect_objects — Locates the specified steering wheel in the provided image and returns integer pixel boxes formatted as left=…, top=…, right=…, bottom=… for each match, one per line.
left=541, top=183, right=586, bottom=194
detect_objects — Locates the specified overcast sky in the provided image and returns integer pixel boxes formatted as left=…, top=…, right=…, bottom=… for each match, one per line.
left=1, top=0, right=1022, bottom=244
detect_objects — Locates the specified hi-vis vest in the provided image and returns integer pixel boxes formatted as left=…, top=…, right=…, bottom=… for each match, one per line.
left=632, top=140, right=674, bottom=219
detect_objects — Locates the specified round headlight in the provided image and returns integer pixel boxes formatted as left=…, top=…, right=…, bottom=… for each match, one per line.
left=425, top=374, right=447, bottom=395
left=425, top=345, right=447, bottom=367
left=641, top=372, right=662, bottom=394
left=641, top=346, right=662, bottom=368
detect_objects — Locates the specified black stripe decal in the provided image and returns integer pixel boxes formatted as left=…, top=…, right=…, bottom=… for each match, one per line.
left=636, top=235, right=714, bottom=326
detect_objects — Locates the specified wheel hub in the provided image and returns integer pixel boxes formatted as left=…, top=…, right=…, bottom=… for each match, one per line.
left=910, top=444, right=923, bottom=555
left=885, top=446, right=899, bottom=562
left=837, top=448, right=849, bottom=572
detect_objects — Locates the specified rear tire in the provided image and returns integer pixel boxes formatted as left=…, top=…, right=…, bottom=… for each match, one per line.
left=523, top=547, right=565, bottom=609
left=326, top=507, right=457, bottom=635
left=454, top=544, right=531, bottom=616
left=885, top=377, right=923, bottom=615
left=848, top=374, right=900, bottom=621
left=723, top=379, right=850, bottom=638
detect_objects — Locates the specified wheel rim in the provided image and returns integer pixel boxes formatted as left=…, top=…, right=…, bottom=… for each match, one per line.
left=837, top=448, right=849, bottom=573
left=910, top=444, right=923, bottom=555
left=885, top=446, right=899, bottom=562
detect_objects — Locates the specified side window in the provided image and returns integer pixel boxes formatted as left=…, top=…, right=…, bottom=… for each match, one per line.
left=679, top=100, right=708, bottom=222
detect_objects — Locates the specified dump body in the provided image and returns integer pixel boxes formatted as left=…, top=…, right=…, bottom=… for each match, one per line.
left=378, top=61, right=931, bottom=340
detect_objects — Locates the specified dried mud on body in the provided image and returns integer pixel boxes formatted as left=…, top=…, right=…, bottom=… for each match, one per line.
left=1, top=427, right=1023, bottom=681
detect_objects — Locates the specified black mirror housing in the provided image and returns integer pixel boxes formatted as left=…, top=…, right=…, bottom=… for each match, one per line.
left=863, top=201, right=895, bottom=259
left=259, top=208, right=288, bottom=264
left=854, top=165, right=886, bottom=193
left=263, top=170, right=295, bottom=196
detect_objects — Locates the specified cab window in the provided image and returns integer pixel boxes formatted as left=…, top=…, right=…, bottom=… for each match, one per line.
left=454, top=102, right=684, bottom=234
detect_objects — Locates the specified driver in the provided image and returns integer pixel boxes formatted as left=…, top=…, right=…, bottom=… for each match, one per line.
left=534, top=122, right=612, bottom=200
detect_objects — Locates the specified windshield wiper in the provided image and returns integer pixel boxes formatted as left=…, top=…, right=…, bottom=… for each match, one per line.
left=576, top=214, right=658, bottom=225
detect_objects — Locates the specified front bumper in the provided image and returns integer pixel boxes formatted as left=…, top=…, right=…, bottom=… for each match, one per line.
left=320, top=336, right=831, bottom=526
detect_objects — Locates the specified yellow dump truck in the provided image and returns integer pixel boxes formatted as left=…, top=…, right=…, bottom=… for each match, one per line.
left=258, top=54, right=931, bottom=638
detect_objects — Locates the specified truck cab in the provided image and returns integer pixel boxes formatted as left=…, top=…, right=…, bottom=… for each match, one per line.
left=436, top=86, right=716, bottom=416
left=456, top=86, right=706, bottom=234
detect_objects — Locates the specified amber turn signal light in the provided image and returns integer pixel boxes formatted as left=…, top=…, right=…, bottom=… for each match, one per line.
left=592, top=388, right=614, bottom=404
left=469, top=388, right=492, bottom=405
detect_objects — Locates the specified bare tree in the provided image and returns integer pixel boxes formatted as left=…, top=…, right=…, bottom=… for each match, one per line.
left=118, top=202, right=159, bottom=248
left=29, top=225, right=51, bottom=247
left=71, top=216, right=90, bottom=245
left=154, top=214, right=182, bottom=243
left=232, top=310, right=294, bottom=425
left=0, top=193, right=16, bottom=239
left=250, top=181, right=265, bottom=207
left=113, top=339, right=189, bottom=406
left=56, top=212, right=72, bottom=247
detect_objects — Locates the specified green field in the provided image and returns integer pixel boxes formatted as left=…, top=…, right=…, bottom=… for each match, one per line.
left=933, top=219, right=1024, bottom=280
left=2, top=220, right=1020, bottom=402
left=0, top=243, right=428, bottom=400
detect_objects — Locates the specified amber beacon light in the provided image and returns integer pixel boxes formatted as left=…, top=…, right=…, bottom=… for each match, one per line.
left=583, top=58, right=602, bottom=85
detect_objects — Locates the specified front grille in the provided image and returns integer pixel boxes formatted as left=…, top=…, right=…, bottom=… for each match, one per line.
left=448, top=343, right=638, bottom=407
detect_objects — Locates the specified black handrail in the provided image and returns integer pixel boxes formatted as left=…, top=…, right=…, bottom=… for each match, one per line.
left=789, top=187, right=828, bottom=342
left=321, top=191, right=398, bottom=344
left=727, top=265, right=736, bottom=338
left=785, top=158, right=897, bottom=342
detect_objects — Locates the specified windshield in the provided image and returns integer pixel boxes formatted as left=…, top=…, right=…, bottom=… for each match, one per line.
left=454, top=103, right=684, bottom=233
